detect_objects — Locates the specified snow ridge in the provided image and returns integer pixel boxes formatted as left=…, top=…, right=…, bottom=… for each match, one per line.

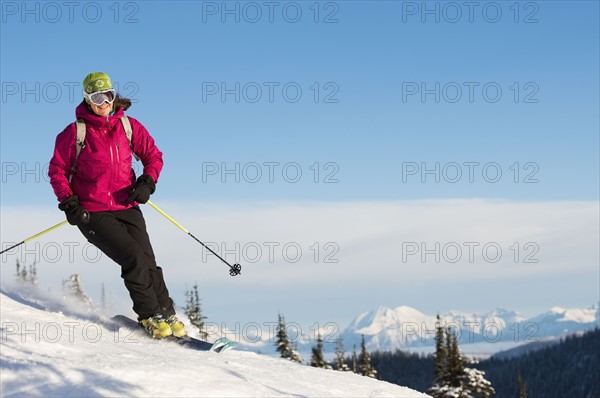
left=0, top=291, right=429, bottom=398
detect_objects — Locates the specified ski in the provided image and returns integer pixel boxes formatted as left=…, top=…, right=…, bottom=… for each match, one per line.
left=213, top=338, right=238, bottom=353
left=174, top=335, right=237, bottom=352
left=111, top=315, right=237, bottom=352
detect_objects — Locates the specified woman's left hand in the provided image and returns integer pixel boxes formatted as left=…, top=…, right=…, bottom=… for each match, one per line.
left=128, top=175, right=156, bottom=204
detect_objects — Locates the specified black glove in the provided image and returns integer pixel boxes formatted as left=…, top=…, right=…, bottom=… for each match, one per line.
left=128, top=174, right=156, bottom=204
left=58, top=195, right=90, bottom=225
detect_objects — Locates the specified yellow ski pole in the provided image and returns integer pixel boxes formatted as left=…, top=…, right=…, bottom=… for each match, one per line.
left=146, top=200, right=242, bottom=277
left=1, top=220, right=69, bottom=255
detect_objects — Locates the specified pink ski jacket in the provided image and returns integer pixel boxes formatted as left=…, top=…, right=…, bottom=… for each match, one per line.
left=49, top=102, right=163, bottom=212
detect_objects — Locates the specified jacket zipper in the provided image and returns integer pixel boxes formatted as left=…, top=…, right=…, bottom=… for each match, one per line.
left=116, top=141, right=121, bottom=165
left=108, top=144, right=114, bottom=209
left=106, top=116, right=115, bottom=210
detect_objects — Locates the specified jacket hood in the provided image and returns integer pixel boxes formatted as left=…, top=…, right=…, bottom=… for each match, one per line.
left=75, top=101, right=125, bottom=130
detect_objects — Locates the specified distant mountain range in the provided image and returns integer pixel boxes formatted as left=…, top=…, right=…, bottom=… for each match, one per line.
left=245, top=304, right=599, bottom=358
left=337, top=304, right=599, bottom=354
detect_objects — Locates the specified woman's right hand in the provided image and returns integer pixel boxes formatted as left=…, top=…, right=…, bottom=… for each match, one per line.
left=58, top=195, right=90, bottom=225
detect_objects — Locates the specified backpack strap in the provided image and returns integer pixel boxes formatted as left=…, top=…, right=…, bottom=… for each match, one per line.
left=120, top=116, right=140, bottom=161
left=69, top=116, right=138, bottom=184
left=69, top=119, right=87, bottom=183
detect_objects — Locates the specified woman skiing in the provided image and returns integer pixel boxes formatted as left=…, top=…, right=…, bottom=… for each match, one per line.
left=49, top=72, right=186, bottom=339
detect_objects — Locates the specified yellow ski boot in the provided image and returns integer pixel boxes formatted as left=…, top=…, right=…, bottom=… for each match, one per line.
left=139, top=314, right=172, bottom=339
left=166, top=315, right=188, bottom=338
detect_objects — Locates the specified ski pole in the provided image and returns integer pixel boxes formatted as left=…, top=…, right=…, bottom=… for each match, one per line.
left=0, top=220, right=69, bottom=256
left=146, top=200, right=242, bottom=277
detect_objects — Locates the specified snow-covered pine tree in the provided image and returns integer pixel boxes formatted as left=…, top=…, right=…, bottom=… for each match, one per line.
left=275, top=313, right=303, bottom=363
left=275, top=313, right=291, bottom=358
left=352, top=344, right=358, bottom=373
left=310, top=333, right=331, bottom=369
left=62, top=274, right=94, bottom=310
left=358, top=334, right=377, bottom=378
left=460, top=366, right=495, bottom=398
left=184, top=284, right=208, bottom=339
left=429, top=321, right=446, bottom=398
left=446, top=330, right=464, bottom=388
left=451, top=333, right=495, bottom=397
left=288, top=342, right=304, bottom=364
left=310, top=333, right=326, bottom=367
left=28, top=262, right=37, bottom=285
left=429, top=324, right=495, bottom=398
left=433, top=315, right=447, bottom=382
left=429, top=328, right=464, bottom=398
left=335, top=337, right=351, bottom=371
left=15, top=260, right=37, bottom=286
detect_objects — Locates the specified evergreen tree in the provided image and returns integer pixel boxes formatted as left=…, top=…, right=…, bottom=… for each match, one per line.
left=479, top=329, right=598, bottom=398
left=517, top=372, right=528, bottom=398
left=310, top=333, right=331, bottom=369
left=371, top=329, right=597, bottom=397
left=62, top=274, right=94, bottom=310
left=288, top=342, right=304, bottom=364
left=352, top=344, right=358, bottom=373
left=358, top=334, right=377, bottom=378
left=433, top=315, right=447, bottom=382
left=100, top=283, right=107, bottom=311
left=461, top=366, right=495, bottom=398
left=15, top=259, right=24, bottom=282
left=184, top=284, right=208, bottom=339
left=335, top=337, right=351, bottom=371
left=369, top=349, right=435, bottom=393
left=15, top=260, right=37, bottom=286
left=275, top=313, right=303, bottom=363
left=28, top=262, right=37, bottom=285
left=447, top=330, right=464, bottom=387
left=429, top=321, right=447, bottom=398
left=310, top=333, right=325, bottom=367
left=275, top=313, right=291, bottom=358
left=429, top=325, right=495, bottom=398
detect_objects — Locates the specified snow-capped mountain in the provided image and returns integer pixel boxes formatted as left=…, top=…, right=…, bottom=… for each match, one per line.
left=0, top=290, right=428, bottom=398
left=339, top=304, right=599, bottom=353
left=235, top=303, right=598, bottom=359
left=525, top=306, right=598, bottom=336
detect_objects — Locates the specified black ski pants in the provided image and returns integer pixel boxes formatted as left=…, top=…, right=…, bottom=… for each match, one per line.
left=77, top=207, right=175, bottom=319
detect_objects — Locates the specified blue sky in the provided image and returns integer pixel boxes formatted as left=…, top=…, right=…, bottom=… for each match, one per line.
left=1, top=1, right=599, bottom=334
left=1, top=1, right=598, bottom=203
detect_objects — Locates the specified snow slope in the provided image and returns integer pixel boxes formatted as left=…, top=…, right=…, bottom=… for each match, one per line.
left=0, top=291, right=429, bottom=398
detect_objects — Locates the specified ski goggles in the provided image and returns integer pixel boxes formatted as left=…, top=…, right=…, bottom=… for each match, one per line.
left=84, top=89, right=116, bottom=106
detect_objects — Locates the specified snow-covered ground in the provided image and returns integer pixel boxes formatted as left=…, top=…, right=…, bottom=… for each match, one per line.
left=0, top=290, right=429, bottom=398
